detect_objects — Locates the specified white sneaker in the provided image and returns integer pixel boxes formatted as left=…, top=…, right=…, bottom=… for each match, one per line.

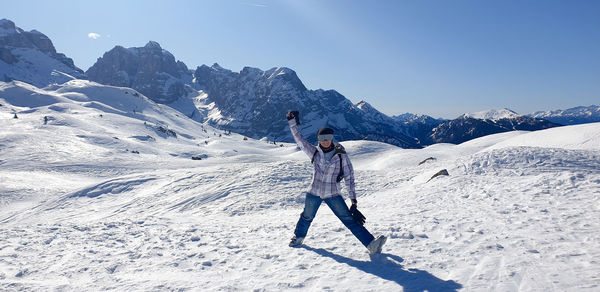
left=289, top=236, right=305, bottom=247
left=367, top=235, right=387, bottom=254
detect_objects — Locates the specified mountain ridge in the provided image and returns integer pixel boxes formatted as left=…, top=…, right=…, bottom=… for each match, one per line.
left=188, top=63, right=418, bottom=147
left=528, top=105, right=600, bottom=125
left=0, top=18, right=85, bottom=87
left=2, top=19, right=599, bottom=148
left=86, top=41, right=191, bottom=104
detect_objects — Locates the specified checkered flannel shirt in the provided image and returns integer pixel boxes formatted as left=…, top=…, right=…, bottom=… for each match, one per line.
left=289, top=119, right=356, bottom=200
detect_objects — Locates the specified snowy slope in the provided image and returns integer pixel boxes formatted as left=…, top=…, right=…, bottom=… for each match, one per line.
left=1, top=83, right=599, bottom=291
left=0, top=48, right=83, bottom=87
left=0, top=80, right=283, bottom=206
left=487, top=122, right=600, bottom=150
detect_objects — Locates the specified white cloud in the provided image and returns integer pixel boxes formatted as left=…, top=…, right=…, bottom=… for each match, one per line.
left=88, top=33, right=101, bottom=39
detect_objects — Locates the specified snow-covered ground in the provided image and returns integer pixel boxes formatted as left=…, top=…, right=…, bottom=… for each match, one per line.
left=1, top=80, right=599, bottom=291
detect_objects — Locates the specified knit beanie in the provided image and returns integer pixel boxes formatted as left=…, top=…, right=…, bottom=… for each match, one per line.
left=317, top=127, right=334, bottom=136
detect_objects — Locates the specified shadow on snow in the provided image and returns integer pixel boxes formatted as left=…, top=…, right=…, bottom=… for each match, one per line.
left=301, top=246, right=462, bottom=292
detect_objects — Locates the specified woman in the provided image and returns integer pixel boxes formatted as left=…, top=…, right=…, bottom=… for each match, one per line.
left=286, top=111, right=386, bottom=254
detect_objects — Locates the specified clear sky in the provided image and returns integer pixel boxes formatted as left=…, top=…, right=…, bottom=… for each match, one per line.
left=3, top=0, right=600, bottom=118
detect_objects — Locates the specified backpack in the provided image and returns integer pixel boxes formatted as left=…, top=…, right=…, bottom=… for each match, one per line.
left=311, top=145, right=346, bottom=183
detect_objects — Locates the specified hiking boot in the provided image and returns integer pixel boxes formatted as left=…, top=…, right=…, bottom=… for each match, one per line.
left=367, top=235, right=387, bottom=254
left=289, top=236, right=305, bottom=247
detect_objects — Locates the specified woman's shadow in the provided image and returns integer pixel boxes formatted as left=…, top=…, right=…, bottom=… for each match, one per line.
left=301, top=246, right=462, bottom=292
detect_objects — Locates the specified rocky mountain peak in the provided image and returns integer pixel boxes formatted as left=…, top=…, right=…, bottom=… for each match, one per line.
left=0, top=19, right=84, bottom=87
left=0, top=19, right=18, bottom=35
left=211, top=63, right=229, bottom=71
left=356, top=100, right=374, bottom=111
left=144, top=40, right=162, bottom=50
left=86, top=41, right=190, bottom=104
left=264, top=67, right=306, bottom=91
left=394, top=113, right=420, bottom=122
left=265, top=67, right=293, bottom=77
left=240, top=66, right=263, bottom=77
left=0, top=19, right=55, bottom=54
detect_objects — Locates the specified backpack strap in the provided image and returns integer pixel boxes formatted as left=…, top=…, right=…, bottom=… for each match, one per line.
left=336, top=154, right=344, bottom=182
left=335, top=145, right=346, bottom=182
left=311, top=149, right=318, bottom=164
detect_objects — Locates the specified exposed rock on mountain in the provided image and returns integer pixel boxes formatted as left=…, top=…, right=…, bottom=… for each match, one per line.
left=429, top=113, right=561, bottom=144
left=393, top=113, right=447, bottom=145
left=4, top=19, right=597, bottom=149
left=191, top=65, right=418, bottom=147
left=86, top=41, right=191, bottom=104
left=0, top=19, right=84, bottom=87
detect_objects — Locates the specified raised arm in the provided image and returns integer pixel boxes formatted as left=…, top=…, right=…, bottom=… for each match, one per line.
left=287, top=111, right=317, bottom=158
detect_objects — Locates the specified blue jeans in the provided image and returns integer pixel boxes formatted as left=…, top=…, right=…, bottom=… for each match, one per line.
left=294, top=192, right=375, bottom=247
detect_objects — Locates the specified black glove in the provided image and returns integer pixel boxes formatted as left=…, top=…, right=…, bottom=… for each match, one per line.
left=286, top=111, right=300, bottom=125
left=349, top=204, right=366, bottom=226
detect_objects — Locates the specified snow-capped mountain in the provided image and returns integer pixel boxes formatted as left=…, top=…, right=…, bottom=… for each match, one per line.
left=461, top=108, right=520, bottom=121
left=85, top=42, right=417, bottom=147
left=391, top=109, right=560, bottom=145
left=392, top=113, right=447, bottom=145
left=428, top=110, right=561, bottom=144
left=528, top=105, right=600, bottom=125
left=187, top=64, right=418, bottom=147
left=86, top=41, right=192, bottom=104
left=3, top=19, right=599, bottom=150
left=0, top=19, right=85, bottom=87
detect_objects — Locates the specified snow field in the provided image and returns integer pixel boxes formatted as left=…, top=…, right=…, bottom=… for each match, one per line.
left=1, top=80, right=600, bottom=291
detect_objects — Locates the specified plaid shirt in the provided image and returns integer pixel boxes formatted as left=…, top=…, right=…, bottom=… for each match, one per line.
left=289, top=119, right=357, bottom=200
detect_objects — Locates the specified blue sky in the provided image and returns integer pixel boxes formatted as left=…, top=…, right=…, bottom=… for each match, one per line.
left=4, top=0, right=600, bottom=118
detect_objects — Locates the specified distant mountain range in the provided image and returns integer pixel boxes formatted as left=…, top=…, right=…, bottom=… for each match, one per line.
left=528, top=106, right=600, bottom=125
left=87, top=42, right=418, bottom=147
left=2, top=18, right=599, bottom=147
left=427, top=110, right=561, bottom=144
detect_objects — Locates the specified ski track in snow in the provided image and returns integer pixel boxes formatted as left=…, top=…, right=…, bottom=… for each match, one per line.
left=2, top=83, right=600, bottom=291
